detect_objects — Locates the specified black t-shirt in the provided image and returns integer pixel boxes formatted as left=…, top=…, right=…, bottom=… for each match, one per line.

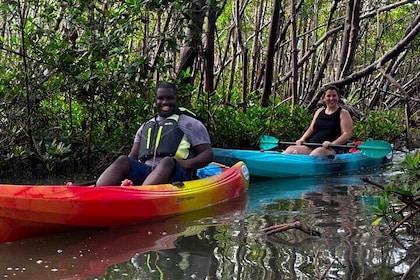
left=308, top=107, right=342, bottom=143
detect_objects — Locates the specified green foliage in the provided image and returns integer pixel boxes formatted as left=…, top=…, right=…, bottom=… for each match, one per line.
left=353, top=110, right=405, bottom=142
left=211, top=105, right=269, bottom=148
left=370, top=191, right=400, bottom=227
left=0, top=0, right=417, bottom=179
left=371, top=152, right=420, bottom=234
left=0, top=0, right=161, bottom=176
left=388, top=152, right=420, bottom=197
left=210, top=102, right=311, bottom=149
left=268, top=105, right=312, bottom=143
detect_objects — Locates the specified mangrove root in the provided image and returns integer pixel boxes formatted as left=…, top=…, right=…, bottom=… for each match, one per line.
left=263, top=221, right=321, bottom=237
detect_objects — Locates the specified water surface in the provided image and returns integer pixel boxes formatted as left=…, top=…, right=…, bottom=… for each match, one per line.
left=1, top=166, right=419, bottom=279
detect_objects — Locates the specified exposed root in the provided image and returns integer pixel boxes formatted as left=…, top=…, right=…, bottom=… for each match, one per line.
left=263, top=221, right=321, bottom=237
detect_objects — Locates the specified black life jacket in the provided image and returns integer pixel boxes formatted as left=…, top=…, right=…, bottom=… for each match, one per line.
left=138, top=108, right=198, bottom=162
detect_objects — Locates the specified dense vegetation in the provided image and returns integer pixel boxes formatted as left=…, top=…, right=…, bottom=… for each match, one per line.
left=0, top=0, right=419, bottom=178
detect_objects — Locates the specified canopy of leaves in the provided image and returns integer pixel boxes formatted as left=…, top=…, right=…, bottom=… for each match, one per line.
left=0, top=0, right=418, bottom=176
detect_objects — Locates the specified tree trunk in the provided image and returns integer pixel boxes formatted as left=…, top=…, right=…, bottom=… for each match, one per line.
left=290, top=0, right=298, bottom=107
left=242, top=47, right=248, bottom=111
left=150, top=7, right=173, bottom=71
left=250, top=0, right=266, bottom=92
left=214, top=25, right=234, bottom=93
left=18, top=2, right=42, bottom=164
left=336, top=0, right=362, bottom=85
left=306, top=0, right=319, bottom=99
left=260, top=0, right=283, bottom=107
left=305, top=0, right=339, bottom=110
left=307, top=33, right=339, bottom=111
left=177, top=0, right=206, bottom=90
left=227, top=36, right=238, bottom=104
left=377, top=66, right=413, bottom=149
left=203, top=3, right=217, bottom=94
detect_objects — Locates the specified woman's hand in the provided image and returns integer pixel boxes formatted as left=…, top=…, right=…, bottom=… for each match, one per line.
left=322, top=141, right=331, bottom=149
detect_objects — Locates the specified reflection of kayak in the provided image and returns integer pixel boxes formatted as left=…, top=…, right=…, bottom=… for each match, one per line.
left=0, top=161, right=249, bottom=243
left=248, top=175, right=372, bottom=211
left=0, top=196, right=247, bottom=279
left=213, top=148, right=391, bottom=178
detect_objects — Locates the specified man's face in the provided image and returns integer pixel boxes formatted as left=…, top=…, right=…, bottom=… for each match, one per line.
left=155, top=88, right=177, bottom=117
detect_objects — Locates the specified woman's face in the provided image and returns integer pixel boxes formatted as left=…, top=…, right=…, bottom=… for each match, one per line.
left=323, top=89, right=339, bottom=107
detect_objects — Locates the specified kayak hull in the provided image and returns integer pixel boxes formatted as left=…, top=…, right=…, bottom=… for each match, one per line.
left=213, top=148, right=391, bottom=178
left=0, top=161, right=249, bottom=243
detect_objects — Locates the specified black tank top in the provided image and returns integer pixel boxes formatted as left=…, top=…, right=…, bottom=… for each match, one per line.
left=308, top=107, right=342, bottom=143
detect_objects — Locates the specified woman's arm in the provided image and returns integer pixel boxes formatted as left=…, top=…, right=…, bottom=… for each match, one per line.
left=332, top=109, right=353, bottom=145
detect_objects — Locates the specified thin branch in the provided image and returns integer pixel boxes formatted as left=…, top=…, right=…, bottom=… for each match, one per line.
left=389, top=206, right=420, bottom=235
left=401, top=253, right=420, bottom=280
left=361, top=176, right=420, bottom=209
left=331, top=14, right=420, bottom=88
left=263, top=221, right=321, bottom=236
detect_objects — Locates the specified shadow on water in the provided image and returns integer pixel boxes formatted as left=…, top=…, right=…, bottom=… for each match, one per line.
left=1, top=164, right=419, bottom=279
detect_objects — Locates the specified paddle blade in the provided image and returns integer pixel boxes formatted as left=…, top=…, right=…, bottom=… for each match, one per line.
left=358, top=140, right=392, bottom=158
left=259, top=135, right=279, bottom=151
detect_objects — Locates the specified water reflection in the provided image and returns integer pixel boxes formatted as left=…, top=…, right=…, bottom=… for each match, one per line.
left=0, top=197, right=247, bottom=279
left=248, top=174, right=382, bottom=210
left=1, top=171, right=419, bottom=279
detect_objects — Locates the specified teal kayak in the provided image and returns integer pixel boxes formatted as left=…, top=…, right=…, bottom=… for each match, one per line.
left=212, top=148, right=391, bottom=178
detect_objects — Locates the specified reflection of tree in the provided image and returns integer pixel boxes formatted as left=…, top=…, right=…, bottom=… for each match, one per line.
left=10, top=186, right=415, bottom=279
left=106, top=184, right=420, bottom=279
left=131, top=227, right=217, bottom=279
left=96, top=199, right=418, bottom=279
left=223, top=186, right=419, bottom=279
left=123, top=186, right=419, bottom=279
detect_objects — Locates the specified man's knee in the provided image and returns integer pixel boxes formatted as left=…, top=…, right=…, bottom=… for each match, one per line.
left=159, top=157, right=176, bottom=169
left=113, top=155, right=130, bottom=169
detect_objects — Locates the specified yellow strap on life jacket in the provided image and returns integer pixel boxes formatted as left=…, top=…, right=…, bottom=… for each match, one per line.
left=146, top=127, right=152, bottom=149
left=155, top=126, right=163, bottom=148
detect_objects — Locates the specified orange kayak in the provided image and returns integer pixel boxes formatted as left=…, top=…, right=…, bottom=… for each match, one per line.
left=0, top=161, right=249, bottom=243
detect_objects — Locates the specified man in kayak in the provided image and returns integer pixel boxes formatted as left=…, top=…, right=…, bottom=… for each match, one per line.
left=96, top=82, right=213, bottom=186
left=283, top=84, right=353, bottom=156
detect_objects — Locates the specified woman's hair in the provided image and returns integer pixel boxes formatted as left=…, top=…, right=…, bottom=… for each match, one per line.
left=321, top=84, right=340, bottom=96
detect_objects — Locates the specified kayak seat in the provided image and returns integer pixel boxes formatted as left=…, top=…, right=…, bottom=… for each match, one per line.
left=196, top=164, right=223, bottom=178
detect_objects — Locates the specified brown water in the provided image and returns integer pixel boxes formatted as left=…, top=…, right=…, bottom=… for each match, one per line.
left=0, top=168, right=419, bottom=279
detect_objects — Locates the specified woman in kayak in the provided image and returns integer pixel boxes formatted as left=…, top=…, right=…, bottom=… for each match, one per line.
left=95, top=82, right=213, bottom=186
left=283, top=84, right=353, bottom=156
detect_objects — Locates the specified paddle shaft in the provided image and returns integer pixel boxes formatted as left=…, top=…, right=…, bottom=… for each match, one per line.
left=259, top=135, right=392, bottom=158
left=278, top=141, right=355, bottom=149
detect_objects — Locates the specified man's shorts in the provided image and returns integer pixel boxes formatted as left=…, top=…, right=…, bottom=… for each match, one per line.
left=127, top=157, right=190, bottom=185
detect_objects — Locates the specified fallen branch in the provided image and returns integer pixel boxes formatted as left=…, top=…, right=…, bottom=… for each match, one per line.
left=263, top=221, right=321, bottom=237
